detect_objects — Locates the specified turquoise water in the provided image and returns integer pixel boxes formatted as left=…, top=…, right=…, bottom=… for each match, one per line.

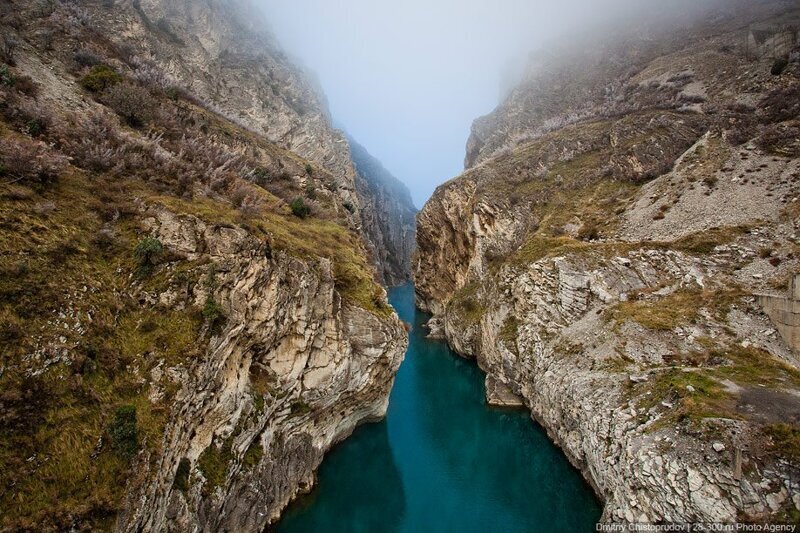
left=275, top=283, right=601, bottom=533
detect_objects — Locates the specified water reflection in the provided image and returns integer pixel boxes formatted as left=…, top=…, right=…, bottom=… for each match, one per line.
left=276, top=284, right=600, bottom=533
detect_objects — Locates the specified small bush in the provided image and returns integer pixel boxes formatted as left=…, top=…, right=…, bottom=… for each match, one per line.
left=342, top=201, right=355, bottom=214
left=771, top=57, right=789, bottom=76
left=198, top=437, right=233, bottom=494
left=305, top=164, right=313, bottom=175
left=202, top=296, right=226, bottom=330
left=1, top=35, right=17, bottom=65
left=73, top=49, right=102, bottom=68
left=577, top=223, right=600, bottom=241
left=101, top=82, right=155, bottom=127
left=108, top=405, right=138, bottom=458
left=12, top=75, right=38, bottom=97
left=290, top=400, right=312, bottom=416
left=251, top=167, right=270, bottom=186
left=80, top=64, right=122, bottom=93
left=305, top=184, right=317, bottom=200
left=0, top=64, right=13, bottom=86
left=134, top=237, right=163, bottom=277
left=0, top=137, right=67, bottom=186
left=243, top=440, right=263, bottom=469
left=290, top=197, right=311, bottom=218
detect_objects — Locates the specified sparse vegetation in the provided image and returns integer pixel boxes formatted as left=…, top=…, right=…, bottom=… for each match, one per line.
left=637, top=368, right=730, bottom=428
left=80, top=64, right=122, bottom=93
left=197, top=436, right=234, bottom=494
left=289, top=197, right=311, bottom=218
left=764, top=424, right=800, bottom=462
left=133, top=237, right=163, bottom=277
left=202, top=296, right=226, bottom=330
left=607, top=287, right=745, bottom=332
left=101, top=82, right=155, bottom=127
left=243, top=440, right=264, bottom=469
left=290, top=399, right=312, bottom=416
left=107, top=405, right=138, bottom=458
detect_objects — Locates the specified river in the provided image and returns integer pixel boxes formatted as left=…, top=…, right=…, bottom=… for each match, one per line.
left=275, top=283, right=601, bottom=532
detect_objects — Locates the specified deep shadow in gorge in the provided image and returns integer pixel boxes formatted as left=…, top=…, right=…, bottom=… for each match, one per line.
left=275, top=284, right=601, bottom=532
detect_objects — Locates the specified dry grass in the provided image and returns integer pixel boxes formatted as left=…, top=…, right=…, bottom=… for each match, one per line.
left=606, top=286, right=746, bottom=332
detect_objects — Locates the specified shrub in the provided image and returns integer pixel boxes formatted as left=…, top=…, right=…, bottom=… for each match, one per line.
left=290, top=197, right=310, bottom=218
left=305, top=164, right=313, bottom=175
left=0, top=64, right=13, bottom=86
left=771, top=57, right=789, bottom=76
left=108, top=405, right=138, bottom=458
left=101, top=83, right=154, bottom=127
left=12, top=75, right=38, bottom=97
left=0, top=137, right=66, bottom=186
left=198, top=437, right=233, bottom=494
left=577, top=223, right=600, bottom=241
left=251, top=167, right=270, bottom=186
left=202, top=296, right=226, bottom=330
left=243, top=440, right=263, bottom=469
left=133, top=237, right=163, bottom=277
left=342, top=201, right=355, bottom=214
left=305, top=184, right=317, bottom=200
left=80, top=64, right=122, bottom=93
left=238, top=194, right=263, bottom=217
left=73, top=49, right=102, bottom=68
left=0, top=35, right=17, bottom=65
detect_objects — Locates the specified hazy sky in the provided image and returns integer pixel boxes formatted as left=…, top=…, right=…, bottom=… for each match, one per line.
left=257, top=0, right=655, bottom=207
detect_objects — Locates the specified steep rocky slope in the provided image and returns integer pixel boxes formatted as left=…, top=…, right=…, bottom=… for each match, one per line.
left=83, top=0, right=412, bottom=286
left=349, top=136, right=417, bottom=286
left=0, top=1, right=406, bottom=531
left=416, top=0, right=800, bottom=523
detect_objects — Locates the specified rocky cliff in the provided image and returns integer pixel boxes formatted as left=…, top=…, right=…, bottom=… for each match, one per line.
left=416, top=0, right=800, bottom=523
left=85, top=0, right=412, bottom=286
left=0, top=1, right=406, bottom=530
left=349, top=136, right=417, bottom=286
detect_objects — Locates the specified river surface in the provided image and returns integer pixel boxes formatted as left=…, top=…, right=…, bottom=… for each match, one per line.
left=275, top=283, right=601, bottom=532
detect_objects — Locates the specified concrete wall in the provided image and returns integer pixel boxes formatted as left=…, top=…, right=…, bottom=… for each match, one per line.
left=758, top=274, right=800, bottom=353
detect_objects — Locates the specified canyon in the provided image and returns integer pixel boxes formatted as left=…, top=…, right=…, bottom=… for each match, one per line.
left=0, top=0, right=413, bottom=530
left=415, top=0, right=800, bottom=523
left=1, top=0, right=799, bottom=530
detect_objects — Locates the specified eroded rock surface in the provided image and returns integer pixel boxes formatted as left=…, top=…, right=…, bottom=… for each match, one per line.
left=416, top=0, right=800, bottom=522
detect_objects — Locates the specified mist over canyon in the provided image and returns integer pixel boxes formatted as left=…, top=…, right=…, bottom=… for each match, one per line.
left=0, top=0, right=798, bottom=531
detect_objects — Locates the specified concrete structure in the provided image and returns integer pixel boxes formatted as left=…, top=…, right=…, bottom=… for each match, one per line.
left=758, top=274, right=800, bottom=353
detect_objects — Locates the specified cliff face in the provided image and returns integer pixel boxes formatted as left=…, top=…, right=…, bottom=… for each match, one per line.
left=349, top=136, right=417, bottom=286
left=121, top=209, right=404, bottom=531
left=416, top=0, right=800, bottom=523
left=86, top=0, right=410, bottom=284
left=0, top=1, right=407, bottom=530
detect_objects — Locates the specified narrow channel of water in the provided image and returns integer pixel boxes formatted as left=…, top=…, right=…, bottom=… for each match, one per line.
left=275, top=283, right=601, bottom=532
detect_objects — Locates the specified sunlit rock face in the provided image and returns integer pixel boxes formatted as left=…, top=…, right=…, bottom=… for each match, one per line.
left=416, top=0, right=800, bottom=523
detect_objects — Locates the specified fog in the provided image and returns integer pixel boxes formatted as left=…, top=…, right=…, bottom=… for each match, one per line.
left=257, top=0, right=717, bottom=207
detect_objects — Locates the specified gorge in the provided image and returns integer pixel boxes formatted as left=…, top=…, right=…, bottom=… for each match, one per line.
left=1, top=0, right=799, bottom=531
left=276, top=284, right=601, bottom=532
